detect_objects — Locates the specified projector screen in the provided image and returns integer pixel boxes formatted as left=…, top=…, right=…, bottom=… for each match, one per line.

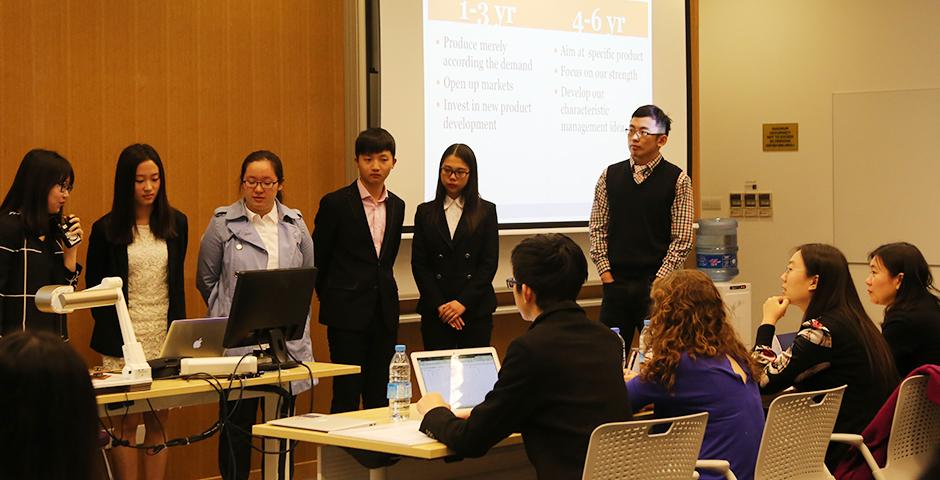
left=377, top=0, right=690, bottom=228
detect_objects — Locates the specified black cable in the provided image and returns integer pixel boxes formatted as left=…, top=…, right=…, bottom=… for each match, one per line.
left=98, top=354, right=307, bottom=460
left=144, top=399, right=168, bottom=456
left=287, top=348, right=316, bottom=415
left=99, top=373, right=229, bottom=453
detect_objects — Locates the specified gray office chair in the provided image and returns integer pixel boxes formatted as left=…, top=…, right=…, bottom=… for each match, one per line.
left=582, top=412, right=710, bottom=480
left=753, top=385, right=846, bottom=480
left=832, top=374, right=940, bottom=480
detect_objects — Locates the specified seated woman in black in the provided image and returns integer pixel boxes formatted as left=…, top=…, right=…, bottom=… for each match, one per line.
left=866, top=242, right=940, bottom=377
left=754, top=243, right=898, bottom=468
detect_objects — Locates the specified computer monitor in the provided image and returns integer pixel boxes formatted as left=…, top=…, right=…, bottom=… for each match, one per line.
left=223, top=267, right=317, bottom=370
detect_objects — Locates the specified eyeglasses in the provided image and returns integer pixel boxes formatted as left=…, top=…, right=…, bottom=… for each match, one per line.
left=506, top=277, right=520, bottom=289
left=441, top=166, right=470, bottom=179
left=242, top=179, right=279, bottom=190
left=626, top=128, right=665, bottom=139
left=57, top=181, right=73, bottom=193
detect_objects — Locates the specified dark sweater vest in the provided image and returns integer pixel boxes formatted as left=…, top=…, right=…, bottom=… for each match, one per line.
left=606, top=158, right=680, bottom=278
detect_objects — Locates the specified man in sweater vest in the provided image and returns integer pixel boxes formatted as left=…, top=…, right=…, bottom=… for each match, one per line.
left=588, top=104, right=694, bottom=347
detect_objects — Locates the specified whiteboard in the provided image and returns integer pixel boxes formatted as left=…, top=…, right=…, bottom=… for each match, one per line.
left=833, top=88, right=940, bottom=264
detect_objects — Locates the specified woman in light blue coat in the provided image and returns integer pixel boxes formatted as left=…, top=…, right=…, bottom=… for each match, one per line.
left=196, top=150, right=314, bottom=480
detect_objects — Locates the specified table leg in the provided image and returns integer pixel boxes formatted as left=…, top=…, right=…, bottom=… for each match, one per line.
left=262, top=392, right=292, bottom=480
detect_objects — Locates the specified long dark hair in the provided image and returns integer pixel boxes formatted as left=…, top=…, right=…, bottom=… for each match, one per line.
left=106, top=144, right=178, bottom=244
left=0, top=331, right=98, bottom=480
left=798, top=243, right=899, bottom=390
left=868, top=242, right=940, bottom=315
left=240, top=150, right=284, bottom=202
left=0, top=149, right=74, bottom=235
left=433, top=144, right=483, bottom=233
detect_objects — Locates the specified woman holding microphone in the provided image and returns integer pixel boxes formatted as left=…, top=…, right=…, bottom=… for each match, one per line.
left=0, top=149, right=82, bottom=338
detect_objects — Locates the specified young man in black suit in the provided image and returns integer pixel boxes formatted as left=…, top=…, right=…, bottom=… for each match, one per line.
left=313, top=128, right=405, bottom=413
left=416, top=233, right=632, bottom=480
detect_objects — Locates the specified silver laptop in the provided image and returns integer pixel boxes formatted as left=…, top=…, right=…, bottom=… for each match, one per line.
left=158, top=317, right=228, bottom=358
left=411, top=347, right=501, bottom=412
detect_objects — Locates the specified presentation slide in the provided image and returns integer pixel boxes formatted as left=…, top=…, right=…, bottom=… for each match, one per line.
left=379, top=0, right=689, bottom=228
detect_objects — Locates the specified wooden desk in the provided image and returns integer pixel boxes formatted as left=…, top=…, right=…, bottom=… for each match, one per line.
left=96, top=362, right=358, bottom=409
left=97, top=362, right=360, bottom=480
left=253, top=407, right=536, bottom=480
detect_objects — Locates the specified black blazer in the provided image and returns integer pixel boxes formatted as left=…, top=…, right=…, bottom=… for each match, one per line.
left=411, top=199, right=498, bottom=321
left=419, top=302, right=632, bottom=480
left=86, top=210, right=188, bottom=357
left=313, top=181, right=405, bottom=332
left=882, top=295, right=940, bottom=377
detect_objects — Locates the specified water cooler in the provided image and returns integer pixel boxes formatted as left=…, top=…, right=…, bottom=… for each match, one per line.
left=715, top=282, right=752, bottom=347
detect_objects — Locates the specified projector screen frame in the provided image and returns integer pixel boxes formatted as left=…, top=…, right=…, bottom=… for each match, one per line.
left=360, top=0, right=695, bottom=233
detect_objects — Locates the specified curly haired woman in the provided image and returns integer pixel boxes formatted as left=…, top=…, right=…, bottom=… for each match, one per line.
left=625, top=269, right=764, bottom=480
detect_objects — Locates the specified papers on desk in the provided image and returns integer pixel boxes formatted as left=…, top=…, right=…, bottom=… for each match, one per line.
left=267, top=413, right=376, bottom=433
left=333, top=420, right=437, bottom=446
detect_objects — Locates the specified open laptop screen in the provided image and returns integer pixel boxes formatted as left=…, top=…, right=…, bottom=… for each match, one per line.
left=412, top=348, right=500, bottom=409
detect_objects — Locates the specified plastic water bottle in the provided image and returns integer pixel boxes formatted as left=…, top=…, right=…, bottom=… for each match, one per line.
left=638, top=319, right=653, bottom=359
left=629, top=320, right=653, bottom=373
left=638, top=319, right=651, bottom=354
left=696, top=218, right=739, bottom=282
left=610, top=327, right=626, bottom=370
left=387, top=344, right=411, bottom=421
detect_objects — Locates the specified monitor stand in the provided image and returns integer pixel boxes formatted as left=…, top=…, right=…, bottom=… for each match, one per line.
left=256, top=328, right=299, bottom=371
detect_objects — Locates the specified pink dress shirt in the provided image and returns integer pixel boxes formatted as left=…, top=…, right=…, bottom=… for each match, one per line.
left=357, top=178, right=388, bottom=257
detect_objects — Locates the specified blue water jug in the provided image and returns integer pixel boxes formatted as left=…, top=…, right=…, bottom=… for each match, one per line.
left=696, top=218, right=739, bottom=282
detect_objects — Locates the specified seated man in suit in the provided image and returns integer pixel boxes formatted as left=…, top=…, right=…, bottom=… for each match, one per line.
left=416, top=233, right=632, bottom=480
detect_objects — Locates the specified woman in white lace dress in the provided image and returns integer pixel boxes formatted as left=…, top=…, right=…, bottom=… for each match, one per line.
left=87, top=144, right=188, bottom=480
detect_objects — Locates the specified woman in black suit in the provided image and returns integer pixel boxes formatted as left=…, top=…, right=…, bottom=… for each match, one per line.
left=412, top=144, right=498, bottom=350
left=86, top=144, right=187, bottom=480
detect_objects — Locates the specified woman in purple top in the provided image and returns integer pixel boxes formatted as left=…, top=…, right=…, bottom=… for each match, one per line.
left=626, top=270, right=764, bottom=480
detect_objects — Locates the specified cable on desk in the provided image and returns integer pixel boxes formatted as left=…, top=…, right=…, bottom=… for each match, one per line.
left=98, top=353, right=312, bottom=463
left=99, top=373, right=228, bottom=454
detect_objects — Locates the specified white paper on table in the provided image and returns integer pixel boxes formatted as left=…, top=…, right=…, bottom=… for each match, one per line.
left=332, top=420, right=437, bottom=446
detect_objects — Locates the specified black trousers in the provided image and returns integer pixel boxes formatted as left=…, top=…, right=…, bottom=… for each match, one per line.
left=598, top=276, right=654, bottom=347
left=328, top=312, right=397, bottom=413
left=421, top=313, right=493, bottom=351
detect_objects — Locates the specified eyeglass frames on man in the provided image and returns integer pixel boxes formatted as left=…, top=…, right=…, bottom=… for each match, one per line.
left=625, top=127, right=665, bottom=139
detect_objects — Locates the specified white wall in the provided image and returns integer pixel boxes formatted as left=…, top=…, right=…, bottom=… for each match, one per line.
left=698, top=0, right=940, bottom=332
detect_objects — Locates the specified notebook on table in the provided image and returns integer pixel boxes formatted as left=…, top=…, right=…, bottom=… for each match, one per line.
left=411, top=347, right=501, bottom=415
left=267, top=413, right=377, bottom=433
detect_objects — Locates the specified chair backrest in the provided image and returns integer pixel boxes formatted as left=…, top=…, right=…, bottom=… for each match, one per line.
left=582, top=412, right=708, bottom=480
left=754, top=385, right=846, bottom=480
left=884, top=375, right=940, bottom=473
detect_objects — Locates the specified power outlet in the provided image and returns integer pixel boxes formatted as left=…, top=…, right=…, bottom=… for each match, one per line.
left=729, top=193, right=744, bottom=217
left=744, top=192, right=758, bottom=217
left=758, top=192, right=773, bottom=217
left=702, top=196, right=722, bottom=211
